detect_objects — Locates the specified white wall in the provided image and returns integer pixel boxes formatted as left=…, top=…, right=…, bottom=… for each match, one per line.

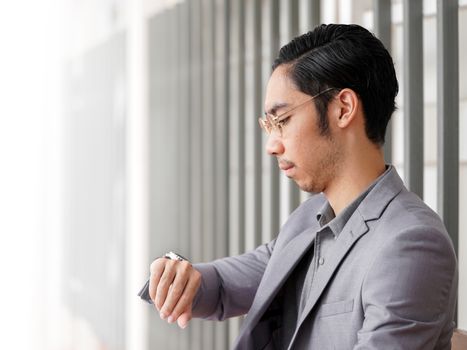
left=0, top=1, right=65, bottom=349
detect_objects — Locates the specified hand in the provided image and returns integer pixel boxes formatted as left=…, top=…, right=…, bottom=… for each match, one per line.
left=148, top=258, right=201, bottom=329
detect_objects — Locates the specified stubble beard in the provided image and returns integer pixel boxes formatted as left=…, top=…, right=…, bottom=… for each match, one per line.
left=298, top=135, right=343, bottom=194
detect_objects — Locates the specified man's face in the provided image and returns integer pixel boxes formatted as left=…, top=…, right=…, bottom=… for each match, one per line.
left=263, top=65, right=342, bottom=193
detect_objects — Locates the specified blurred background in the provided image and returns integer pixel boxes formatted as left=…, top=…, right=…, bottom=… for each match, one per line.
left=0, top=0, right=465, bottom=349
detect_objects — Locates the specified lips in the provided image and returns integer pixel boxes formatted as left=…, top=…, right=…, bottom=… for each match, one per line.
left=279, top=163, right=294, bottom=171
left=278, top=160, right=295, bottom=174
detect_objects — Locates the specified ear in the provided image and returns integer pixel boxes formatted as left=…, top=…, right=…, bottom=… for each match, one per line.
left=333, top=88, right=359, bottom=129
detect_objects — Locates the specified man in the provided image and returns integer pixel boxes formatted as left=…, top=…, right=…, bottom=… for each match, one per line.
left=141, top=24, right=457, bottom=349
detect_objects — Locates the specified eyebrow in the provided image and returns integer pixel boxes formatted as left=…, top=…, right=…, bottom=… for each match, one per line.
left=264, top=102, right=290, bottom=116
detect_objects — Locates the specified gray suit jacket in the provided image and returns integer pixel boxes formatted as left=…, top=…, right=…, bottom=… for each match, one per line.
left=193, top=167, right=457, bottom=349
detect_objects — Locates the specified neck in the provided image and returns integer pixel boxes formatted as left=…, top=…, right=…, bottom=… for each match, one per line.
left=324, top=146, right=386, bottom=216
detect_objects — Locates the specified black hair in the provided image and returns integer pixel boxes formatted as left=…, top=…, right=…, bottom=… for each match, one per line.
left=273, top=24, right=398, bottom=145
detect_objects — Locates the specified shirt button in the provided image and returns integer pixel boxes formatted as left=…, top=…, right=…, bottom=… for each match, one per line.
left=319, top=257, right=325, bottom=265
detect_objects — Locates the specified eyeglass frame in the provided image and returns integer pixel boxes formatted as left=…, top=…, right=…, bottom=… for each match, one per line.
left=258, top=87, right=335, bottom=136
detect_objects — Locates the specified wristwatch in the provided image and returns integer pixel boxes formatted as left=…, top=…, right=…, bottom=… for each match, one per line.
left=137, top=252, right=189, bottom=304
left=163, top=251, right=188, bottom=261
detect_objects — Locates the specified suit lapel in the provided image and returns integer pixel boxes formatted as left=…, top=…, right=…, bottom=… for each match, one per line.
left=236, top=223, right=319, bottom=341
left=288, top=212, right=369, bottom=347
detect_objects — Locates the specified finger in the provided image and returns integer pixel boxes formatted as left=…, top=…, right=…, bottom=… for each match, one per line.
left=148, top=259, right=166, bottom=304
left=177, top=308, right=192, bottom=329
left=160, top=263, right=191, bottom=321
left=155, top=260, right=177, bottom=313
left=168, top=271, right=201, bottom=323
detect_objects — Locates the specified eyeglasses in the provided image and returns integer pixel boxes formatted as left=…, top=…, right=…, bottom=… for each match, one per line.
left=258, top=87, right=335, bottom=136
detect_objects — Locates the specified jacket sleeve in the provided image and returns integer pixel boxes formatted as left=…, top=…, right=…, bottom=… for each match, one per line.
left=191, top=239, right=276, bottom=321
left=354, top=225, right=457, bottom=350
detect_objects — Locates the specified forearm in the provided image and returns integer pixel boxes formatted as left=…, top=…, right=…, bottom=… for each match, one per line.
left=192, top=240, right=275, bottom=320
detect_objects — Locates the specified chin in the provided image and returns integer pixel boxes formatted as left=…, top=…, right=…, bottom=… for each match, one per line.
left=296, top=182, right=312, bottom=193
left=298, top=181, right=323, bottom=194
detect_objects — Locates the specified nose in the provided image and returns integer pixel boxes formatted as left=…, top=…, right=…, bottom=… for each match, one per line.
left=265, top=133, right=284, bottom=156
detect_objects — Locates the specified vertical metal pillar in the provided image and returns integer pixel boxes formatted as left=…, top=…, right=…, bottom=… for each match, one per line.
left=437, top=0, right=459, bottom=257
left=308, top=0, right=320, bottom=30
left=177, top=1, right=191, bottom=259
left=403, top=0, right=424, bottom=198
left=227, top=1, right=240, bottom=258
left=214, top=0, right=230, bottom=261
left=219, top=0, right=231, bottom=259
left=167, top=8, right=180, bottom=346
left=252, top=0, right=263, bottom=247
left=300, top=0, right=321, bottom=202
left=176, top=3, right=191, bottom=348
left=268, top=0, right=281, bottom=238
left=286, top=0, right=301, bottom=212
left=189, top=0, right=204, bottom=348
left=201, top=0, right=216, bottom=348
left=201, top=0, right=216, bottom=264
left=287, top=0, right=300, bottom=39
left=227, top=0, right=245, bottom=343
left=213, top=0, right=230, bottom=348
left=147, top=11, right=163, bottom=350
left=374, top=0, right=393, bottom=164
left=298, top=0, right=321, bottom=202
left=238, top=0, right=246, bottom=255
